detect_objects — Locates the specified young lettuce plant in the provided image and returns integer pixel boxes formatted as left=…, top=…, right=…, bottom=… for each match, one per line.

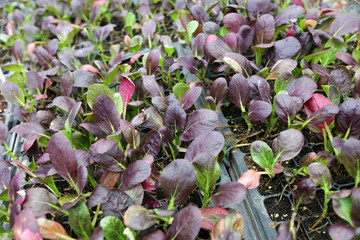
left=250, top=129, right=304, bottom=177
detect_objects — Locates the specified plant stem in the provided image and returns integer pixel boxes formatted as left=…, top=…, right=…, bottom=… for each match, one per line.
left=92, top=204, right=101, bottom=227
left=311, top=196, right=330, bottom=230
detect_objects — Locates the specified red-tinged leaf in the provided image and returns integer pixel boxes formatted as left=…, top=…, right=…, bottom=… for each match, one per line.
left=140, top=130, right=162, bottom=157
left=93, top=95, right=120, bottom=134
left=8, top=171, right=25, bottom=204
left=205, top=34, right=217, bottom=44
left=237, top=170, right=261, bottom=189
left=20, top=229, right=43, bottom=240
left=14, top=208, right=40, bottom=240
left=212, top=182, right=247, bottom=207
left=37, top=218, right=69, bottom=240
left=210, top=77, right=227, bottom=104
left=336, top=51, right=356, bottom=65
left=142, top=75, right=165, bottom=98
left=47, top=132, right=78, bottom=181
left=293, top=178, right=316, bottom=204
left=80, top=64, right=100, bottom=74
left=119, top=76, right=135, bottom=111
left=211, top=212, right=244, bottom=239
left=305, top=93, right=334, bottom=130
left=129, top=53, right=144, bottom=65
left=166, top=206, right=202, bottom=240
left=201, top=207, right=230, bottom=231
left=205, top=38, right=232, bottom=60
left=180, top=86, right=202, bottom=110
left=308, top=162, right=332, bottom=188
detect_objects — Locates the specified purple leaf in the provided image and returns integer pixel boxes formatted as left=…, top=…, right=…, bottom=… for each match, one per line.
left=275, top=94, right=302, bottom=123
left=190, top=5, right=208, bottom=23
left=216, top=229, right=241, bottom=240
left=248, top=75, right=271, bottom=102
left=142, top=20, right=156, bottom=39
left=87, top=184, right=110, bottom=208
left=124, top=205, right=157, bottom=230
left=270, top=37, right=301, bottom=64
left=178, top=56, right=200, bottom=74
left=164, top=104, right=186, bottom=132
left=27, top=71, right=44, bottom=92
left=79, top=122, right=107, bottom=138
left=11, top=122, right=46, bottom=140
left=0, top=121, right=9, bottom=145
left=307, top=104, right=339, bottom=127
left=229, top=74, right=250, bottom=110
left=22, top=188, right=58, bottom=217
left=223, top=32, right=238, bottom=51
left=166, top=206, right=202, bottom=240
left=192, top=33, right=205, bottom=57
left=77, top=165, right=87, bottom=193
left=13, top=39, right=24, bottom=63
left=95, top=24, right=115, bottom=42
left=335, top=98, right=360, bottom=137
left=329, top=13, right=360, bottom=37
left=47, top=132, right=77, bottom=181
left=180, top=109, right=219, bottom=142
left=286, top=77, right=317, bottom=96
left=272, top=129, right=304, bottom=162
left=212, top=182, right=247, bottom=206
left=146, top=50, right=160, bottom=75
left=342, top=139, right=360, bottom=180
left=329, top=224, right=355, bottom=240
left=142, top=75, right=164, bottom=97
left=8, top=171, right=25, bottom=204
left=308, top=162, right=332, bottom=188
left=210, top=77, right=227, bottom=104
left=93, top=95, right=120, bottom=134
left=120, top=161, right=151, bottom=191
left=46, top=38, right=59, bottom=56
left=143, top=107, right=163, bottom=130
left=255, top=14, right=275, bottom=44
left=223, top=13, right=247, bottom=33
left=140, top=130, right=162, bottom=157
left=89, top=139, right=125, bottom=172
left=276, top=222, right=297, bottom=240
left=160, top=160, right=196, bottom=206
left=211, top=212, right=244, bottom=239
left=205, top=38, right=233, bottom=61
left=200, top=207, right=230, bottom=232
left=185, top=131, right=224, bottom=162
left=13, top=208, right=40, bottom=240
left=101, top=189, right=132, bottom=218
left=275, top=5, right=305, bottom=26
left=247, top=100, right=272, bottom=123
left=246, top=0, right=271, bottom=20
left=223, top=53, right=251, bottom=75
left=293, top=178, right=316, bottom=204
left=180, top=86, right=202, bottom=110
left=90, top=227, right=104, bottom=240
left=48, top=96, right=79, bottom=113
left=311, top=64, right=331, bottom=79
left=237, top=25, right=254, bottom=53
left=351, top=198, right=360, bottom=228
left=73, top=70, right=99, bottom=88
left=330, top=66, right=351, bottom=94
left=143, top=230, right=166, bottom=240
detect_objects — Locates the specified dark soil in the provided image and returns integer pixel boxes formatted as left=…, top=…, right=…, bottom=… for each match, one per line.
left=264, top=196, right=292, bottom=222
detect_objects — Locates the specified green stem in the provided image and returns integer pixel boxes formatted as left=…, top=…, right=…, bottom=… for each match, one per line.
left=0, top=209, right=9, bottom=216
left=92, top=204, right=101, bottom=227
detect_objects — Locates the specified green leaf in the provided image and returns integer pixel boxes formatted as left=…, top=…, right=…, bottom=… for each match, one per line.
left=113, top=93, right=124, bottom=116
left=71, top=131, right=90, bottom=151
left=173, top=83, right=190, bottom=100
left=103, top=65, right=121, bottom=86
left=187, top=20, right=199, bottom=39
left=322, top=85, right=340, bottom=105
left=9, top=72, right=25, bottom=92
left=100, top=216, right=127, bottom=240
left=0, top=189, right=9, bottom=201
left=220, top=26, right=229, bottom=37
left=250, top=141, right=274, bottom=170
left=68, top=199, right=93, bottom=240
left=164, top=46, right=174, bottom=56
left=125, top=12, right=136, bottom=26
left=333, top=197, right=354, bottom=224
left=86, top=84, right=115, bottom=109
left=0, top=33, right=9, bottom=43
left=193, top=158, right=221, bottom=197
left=169, top=10, right=179, bottom=22
left=3, top=63, right=23, bottom=72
